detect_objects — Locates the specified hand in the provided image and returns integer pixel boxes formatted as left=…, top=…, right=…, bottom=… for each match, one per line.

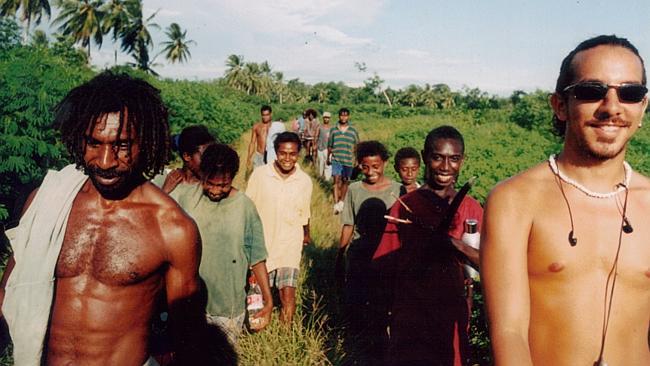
left=303, top=234, right=312, bottom=246
left=162, top=169, right=184, bottom=194
left=326, top=157, right=331, bottom=166
left=251, top=304, right=272, bottom=331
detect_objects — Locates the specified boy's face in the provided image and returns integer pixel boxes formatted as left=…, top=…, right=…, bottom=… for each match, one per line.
left=202, top=173, right=233, bottom=202
left=360, top=155, right=386, bottom=184
left=396, top=157, right=420, bottom=186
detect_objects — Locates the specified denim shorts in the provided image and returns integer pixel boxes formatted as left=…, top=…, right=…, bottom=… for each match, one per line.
left=332, top=161, right=353, bottom=178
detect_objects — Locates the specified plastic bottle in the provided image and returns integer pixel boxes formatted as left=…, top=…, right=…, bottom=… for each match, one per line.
left=246, top=275, right=264, bottom=330
left=461, top=219, right=480, bottom=280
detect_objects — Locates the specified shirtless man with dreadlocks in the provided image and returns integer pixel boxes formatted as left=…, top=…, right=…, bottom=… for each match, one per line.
left=0, top=72, right=206, bottom=365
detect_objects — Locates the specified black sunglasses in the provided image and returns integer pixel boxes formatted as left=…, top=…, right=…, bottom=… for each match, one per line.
left=563, top=81, right=648, bottom=103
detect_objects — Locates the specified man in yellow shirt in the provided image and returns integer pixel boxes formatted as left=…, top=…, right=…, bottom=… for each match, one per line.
left=246, top=132, right=313, bottom=324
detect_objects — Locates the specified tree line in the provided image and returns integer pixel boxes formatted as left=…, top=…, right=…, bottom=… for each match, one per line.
left=0, top=0, right=194, bottom=74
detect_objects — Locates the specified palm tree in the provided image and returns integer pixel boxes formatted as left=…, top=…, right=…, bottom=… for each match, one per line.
left=53, top=0, right=105, bottom=58
left=0, top=0, right=51, bottom=43
left=101, top=0, right=128, bottom=41
left=118, top=0, right=158, bottom=73
left=30, top=28, right=48, bottom=47
left=224, top=54, right=245, bottom=91
left=159, top=22, right=194, bottom=64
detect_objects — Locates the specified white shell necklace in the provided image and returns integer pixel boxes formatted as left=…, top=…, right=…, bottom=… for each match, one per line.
left=548, top=154, right=632, bottom=199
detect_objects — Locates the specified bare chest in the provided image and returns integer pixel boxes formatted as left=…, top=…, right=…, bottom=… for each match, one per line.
left=528, top=195, right=650, bottom=288
left=57, top=199, right=166, bottom=286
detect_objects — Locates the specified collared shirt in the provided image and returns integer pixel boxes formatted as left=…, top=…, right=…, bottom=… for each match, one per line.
left=328, top=124, right=359, bottom=167
left=246, top=163, right=312, bottom=271
left=170, top=185, right=267, bottom=318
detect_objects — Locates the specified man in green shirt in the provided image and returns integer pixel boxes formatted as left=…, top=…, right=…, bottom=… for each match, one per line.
left=327, top=108, right=360, bottom=214
left=170, top=144, right=273, bottom=344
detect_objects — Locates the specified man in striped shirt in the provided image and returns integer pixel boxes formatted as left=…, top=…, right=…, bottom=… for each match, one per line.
left=327, top=108, right=359, bottom=214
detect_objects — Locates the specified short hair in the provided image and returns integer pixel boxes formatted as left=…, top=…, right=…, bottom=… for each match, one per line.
left=199, top=143, right=239, bottom=180
left=261, top=105, right=272, bottom=114
left=338, top=107, right=350, bottom=116
left=394, top=147, right=421, bottom=168
left=423, top=125, right=465, bottom=160
left=56, top=71, right=170, bottom=179
left=553, top=35, right=647, bottom=137
left=178, top=125, right=216, bottom=156
left=356, top=140, right=389, bottom=162
left=274, top=131, right=302, bottom=152
left=305, top=108, right=317, bottom=118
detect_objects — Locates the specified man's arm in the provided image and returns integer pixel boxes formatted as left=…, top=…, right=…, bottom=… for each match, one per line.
left=162, top=214, right=203, bottom=363
left=452, top=238, right=479, bottom=266
left=327, top=128, right=334, bottom=164
left=246, top=124, right=258, bottom=169
left=250, top=261, right=272, bottom=330
left=302, top=221, right=311, bottom=246
left=335, top=224, right=354, bottom=290
left=480, top=183, right=533, bottom=366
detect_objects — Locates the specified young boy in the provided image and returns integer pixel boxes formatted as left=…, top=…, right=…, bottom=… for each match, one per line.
left=170, top=144, right=273, bottom=344
left=394, top=147, right=421, bottom=196
left=336, top=141, right=401, bottom=362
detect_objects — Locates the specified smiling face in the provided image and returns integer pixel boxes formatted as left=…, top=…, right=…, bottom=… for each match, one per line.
left=360, top=155, right=386, bottom=185
left=552, top=45, right=648, bottom=160
left=83, top=112, right=141, bottom=199
left=424, top=138, right=464, bottom=192
left=202, top=173, right=233, bottom=202
left=274, top=141, right=300, bottom=175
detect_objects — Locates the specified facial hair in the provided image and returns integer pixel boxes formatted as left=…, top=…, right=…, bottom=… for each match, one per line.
left=84, top=165, right=141, bottom=200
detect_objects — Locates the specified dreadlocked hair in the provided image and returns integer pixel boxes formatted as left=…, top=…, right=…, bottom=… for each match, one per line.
left=55, top=71, right=170, bottom=179
left=200, top=143, right=239, bottom=180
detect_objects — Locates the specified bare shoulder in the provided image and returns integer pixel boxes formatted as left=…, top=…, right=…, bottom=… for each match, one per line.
left=630, top=170, right=650, bottom=206
left=140, top=182, right=199, bottom=257
left=486, top=161, right=552, bottom=213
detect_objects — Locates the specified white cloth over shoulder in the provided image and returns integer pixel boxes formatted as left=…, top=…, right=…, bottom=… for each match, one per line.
left=265, top=121, right=286, bottom=164
left=3, top=164, right=87, bottom=366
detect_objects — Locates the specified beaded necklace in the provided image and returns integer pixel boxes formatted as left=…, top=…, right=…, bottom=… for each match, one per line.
left=548, top=154, right=631, bottom=198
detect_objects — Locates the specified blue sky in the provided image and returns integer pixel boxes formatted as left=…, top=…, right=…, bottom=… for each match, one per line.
left=51, top=0, right=650, bottom=95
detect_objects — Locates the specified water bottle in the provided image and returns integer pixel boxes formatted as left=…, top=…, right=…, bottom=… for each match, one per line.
left=461, top=219, right=480, bottom=280
left=246, top=275, right=264, bottom=330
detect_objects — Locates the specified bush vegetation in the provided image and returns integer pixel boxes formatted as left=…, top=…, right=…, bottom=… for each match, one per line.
left=3, top=14, right=650, bottom=366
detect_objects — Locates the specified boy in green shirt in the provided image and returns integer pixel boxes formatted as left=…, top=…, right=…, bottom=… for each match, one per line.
left=170, top=144, right=273, bottom=344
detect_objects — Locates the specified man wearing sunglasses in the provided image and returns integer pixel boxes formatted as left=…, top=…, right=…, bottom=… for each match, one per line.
left=482, top=35, right=650, bottom=366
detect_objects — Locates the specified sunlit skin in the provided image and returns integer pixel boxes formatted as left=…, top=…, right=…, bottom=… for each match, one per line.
left=396, top=157, right=420, bottom=193
left=359, top=155, right=391, bottom=190
left=483, top=45, right=650, bottom=366
left=423, top=138, right=464, bottom=201
left=274, top=141, right=300, bottom=177
left=246, top=109, right=273, bottom=169
left=0, top=111, right=201, bottom=365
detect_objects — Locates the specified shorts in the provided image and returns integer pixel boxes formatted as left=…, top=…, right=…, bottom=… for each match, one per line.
left=268, top=267, right=300, bottom=289
left=206, top=312, right=246, bottom=345
left=332, top=161, right=353, bottom=178
left=252, top=151, right=265, bottom=167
